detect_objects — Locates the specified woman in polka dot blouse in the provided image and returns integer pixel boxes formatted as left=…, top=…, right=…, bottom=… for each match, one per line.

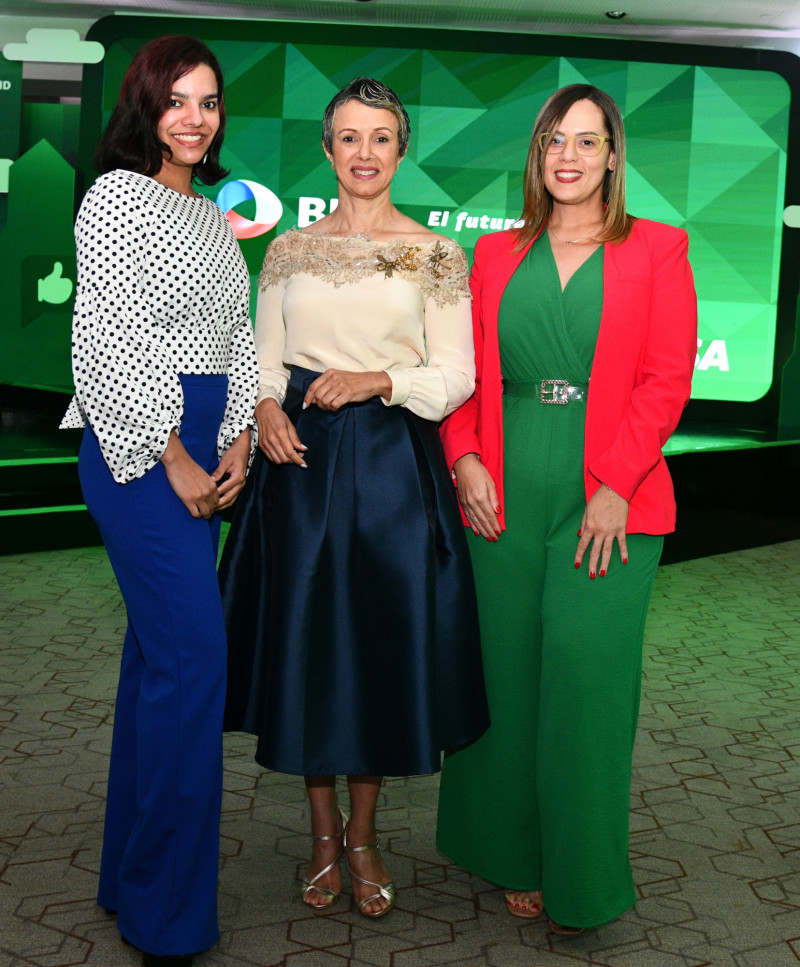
left=60, top=35, right=258, bottom=967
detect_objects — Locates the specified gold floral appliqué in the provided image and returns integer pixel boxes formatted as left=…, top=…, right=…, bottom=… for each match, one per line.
left=425, top=241, right=450, bottom=278
left=376, top=247, right=420, bottom=278
left=259, top=230, right=469, bottom=308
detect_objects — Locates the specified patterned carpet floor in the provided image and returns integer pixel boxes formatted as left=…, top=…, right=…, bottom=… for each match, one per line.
left=1, top=540, right=798, bottom=966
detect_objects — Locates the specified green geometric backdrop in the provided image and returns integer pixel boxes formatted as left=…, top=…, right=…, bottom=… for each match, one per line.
left=0, top=19, right=791, bottom=407
left=96, top=35, right=791, bottom=404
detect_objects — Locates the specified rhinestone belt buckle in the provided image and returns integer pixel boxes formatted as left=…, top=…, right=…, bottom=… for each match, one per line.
left=540, top=379, right=570, bottom=404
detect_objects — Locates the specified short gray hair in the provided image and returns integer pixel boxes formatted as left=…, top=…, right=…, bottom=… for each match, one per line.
left=322, top=77, right=410, bottom=157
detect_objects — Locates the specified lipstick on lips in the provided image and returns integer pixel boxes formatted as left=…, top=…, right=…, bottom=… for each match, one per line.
left=173, top=133, right=205, bottom=146
left=351, top=165, right=378, bottom=179
left=554, top=169, right=582, bottom=183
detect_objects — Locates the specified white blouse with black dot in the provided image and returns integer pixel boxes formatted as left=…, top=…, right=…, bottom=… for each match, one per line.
left=60, top=168, right=258, bottom=484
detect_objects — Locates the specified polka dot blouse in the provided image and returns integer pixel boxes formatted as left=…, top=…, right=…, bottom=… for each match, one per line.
left=60, top=169, right=259, bottom=484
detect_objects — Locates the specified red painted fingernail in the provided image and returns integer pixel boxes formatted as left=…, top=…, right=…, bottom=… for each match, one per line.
left=577, top=529, right=582, bottom=537
left=574, top=561, right=580, bottom=569
left=495, top=506, right=501, bottom=513
left=622, top=557, right=628, bottom=564
left=589, top=571, right=596, bottom=579
left=600, top=569, right=606, bottom=577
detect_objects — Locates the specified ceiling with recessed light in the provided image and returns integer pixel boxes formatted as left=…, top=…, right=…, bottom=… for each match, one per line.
left=2, top=0, right=800, bottom=52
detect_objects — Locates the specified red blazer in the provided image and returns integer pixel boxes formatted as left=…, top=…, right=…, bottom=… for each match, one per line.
left=440, top=218, right=698, bottom=535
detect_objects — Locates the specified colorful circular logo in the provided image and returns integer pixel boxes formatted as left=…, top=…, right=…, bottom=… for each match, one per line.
left=215, top=179, right=283, bottom=239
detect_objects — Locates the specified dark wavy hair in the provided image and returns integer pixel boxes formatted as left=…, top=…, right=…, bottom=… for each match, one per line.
left=94, top=34, right=229, bottom=186
left=322, top=77, right=410, bottom=158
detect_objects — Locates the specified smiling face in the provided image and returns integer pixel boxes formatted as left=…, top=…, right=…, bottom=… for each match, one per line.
left=323, top=98, right=403, bottom=201
left=154, top=63, right=221, bottom=193
left=543, top=98, right=615, bottom=213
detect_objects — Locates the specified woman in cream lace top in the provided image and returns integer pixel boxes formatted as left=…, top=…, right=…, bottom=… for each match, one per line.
left=220, top=77, right=488, bottom=920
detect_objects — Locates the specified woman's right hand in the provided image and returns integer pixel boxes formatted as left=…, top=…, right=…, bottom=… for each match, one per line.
left=161, top=431, right=219, bottom=520
left=454, top=453, right=501, bottom=541
left=255, top=397, right=308, bottom=466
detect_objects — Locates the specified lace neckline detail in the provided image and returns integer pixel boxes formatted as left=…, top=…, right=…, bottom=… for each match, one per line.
left=259, top=228, right=470, bottom=308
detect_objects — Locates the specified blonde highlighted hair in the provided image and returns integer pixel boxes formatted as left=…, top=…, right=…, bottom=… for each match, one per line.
left=515, top=83, right=633, bottom=250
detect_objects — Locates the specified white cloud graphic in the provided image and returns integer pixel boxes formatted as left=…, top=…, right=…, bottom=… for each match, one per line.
left=783, top=206, right=800, bottom=228
left=2, top=28, right=104, bottom=65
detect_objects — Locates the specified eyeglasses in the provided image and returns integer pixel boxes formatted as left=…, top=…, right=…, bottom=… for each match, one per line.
left=538, top=132, right=613, bottom=157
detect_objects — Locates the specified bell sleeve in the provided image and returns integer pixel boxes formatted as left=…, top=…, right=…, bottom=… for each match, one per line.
left=217, top=287, right=259, bottom=458
left=61, top=173, right=184, bottom=484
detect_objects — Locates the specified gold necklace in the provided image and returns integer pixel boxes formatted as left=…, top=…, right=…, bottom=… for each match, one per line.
left=548, top=230, right=600, bottom=246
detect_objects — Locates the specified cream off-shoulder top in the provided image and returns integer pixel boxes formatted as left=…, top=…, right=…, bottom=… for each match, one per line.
left=254, top=229, right=475, bottom=422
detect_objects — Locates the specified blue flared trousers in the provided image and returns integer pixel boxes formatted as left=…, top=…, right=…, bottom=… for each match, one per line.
left=79, top=374, right=228, bottom=957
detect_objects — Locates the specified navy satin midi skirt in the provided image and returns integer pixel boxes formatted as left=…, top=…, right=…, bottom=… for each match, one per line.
left=220, top=366, right=489, bottom=777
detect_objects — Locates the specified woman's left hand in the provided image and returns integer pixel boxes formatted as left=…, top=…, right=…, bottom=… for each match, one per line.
left=212, top=429, right=252, bottom=510
left=304, top=369, right=392, bottom=411
left=574, top=485, right=629, bottom=578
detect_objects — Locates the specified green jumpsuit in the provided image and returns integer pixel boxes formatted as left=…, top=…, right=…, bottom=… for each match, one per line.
left=436, top=233, right=663, bottom=928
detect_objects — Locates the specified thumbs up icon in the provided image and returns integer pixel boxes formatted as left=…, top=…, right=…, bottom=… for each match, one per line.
left=38, top=262, right=73, bottom=305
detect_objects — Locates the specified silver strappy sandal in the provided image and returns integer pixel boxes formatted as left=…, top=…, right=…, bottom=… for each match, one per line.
left=343, top=826, right=396, bottom=919
left=301, top=809, right=347, bottom=912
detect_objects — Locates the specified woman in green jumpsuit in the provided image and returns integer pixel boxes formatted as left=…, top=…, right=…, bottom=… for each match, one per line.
left=436, top=84, right=697, bottom=932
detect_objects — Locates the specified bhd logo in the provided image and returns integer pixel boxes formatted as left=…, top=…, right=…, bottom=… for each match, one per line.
left=215, top=179, right=282, bottom=239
